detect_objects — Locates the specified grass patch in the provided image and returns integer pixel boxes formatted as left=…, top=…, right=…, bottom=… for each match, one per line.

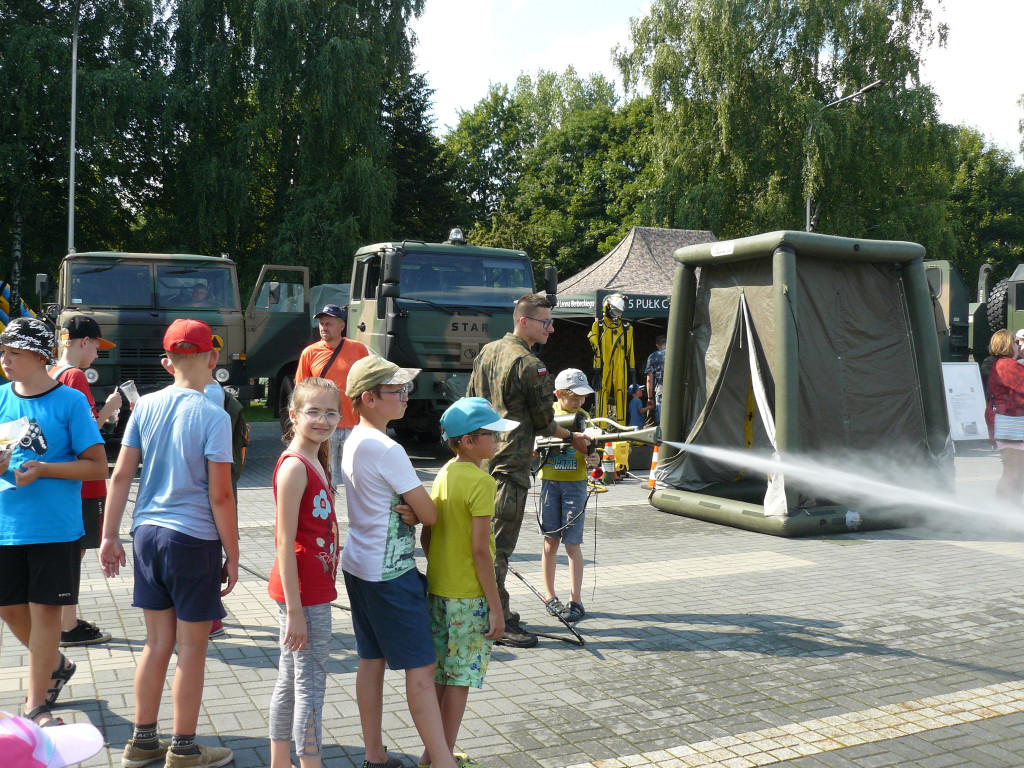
left=243, top=400, right=277, bottom=423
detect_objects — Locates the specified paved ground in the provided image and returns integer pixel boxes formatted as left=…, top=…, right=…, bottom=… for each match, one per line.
left=4, top=427, right=1024, bottom=768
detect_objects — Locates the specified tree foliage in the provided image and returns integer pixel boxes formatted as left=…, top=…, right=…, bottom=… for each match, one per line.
left=614, top=0, right=954, bottom=254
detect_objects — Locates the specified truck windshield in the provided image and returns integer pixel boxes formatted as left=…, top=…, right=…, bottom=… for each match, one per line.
left=156, top=265, right=238, bottom=310
left=398, top=252, right=533, bottom=307
left=69, top=263, right=153, bottom=308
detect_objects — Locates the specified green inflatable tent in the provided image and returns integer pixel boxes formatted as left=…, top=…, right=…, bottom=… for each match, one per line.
left=651, top=231, right=954, bottom=536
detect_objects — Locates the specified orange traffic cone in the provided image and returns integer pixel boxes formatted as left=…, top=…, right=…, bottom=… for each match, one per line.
left=647, top=444, right=660, bottom=488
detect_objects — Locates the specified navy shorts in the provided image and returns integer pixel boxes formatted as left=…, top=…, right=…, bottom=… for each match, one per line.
left=539, top=479, right=588, bottom=546
left=132, top=524, right=226, bottom=622
left=0, top=540, right=81, bottom=606
left=343, top=568, right=435, bottom=670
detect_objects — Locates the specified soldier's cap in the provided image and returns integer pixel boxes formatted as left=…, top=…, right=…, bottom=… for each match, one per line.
left=61, top=315, right=115, bottom=349
left=554, top=368, right=595, bottom=395
left=0, top=317, right=55, bottom=364
left=163, top=318, right=223, bottom=354
left=346, top=355, right=420, bottom=398
left=1, top=708, right=105, bottom=768
left=441, top=397, right=520, bottom=440
left=315, top=304, right=348, bottom=321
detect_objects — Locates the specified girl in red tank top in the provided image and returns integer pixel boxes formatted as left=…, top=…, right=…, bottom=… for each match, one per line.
left=268, top=377, right=341, bottom=768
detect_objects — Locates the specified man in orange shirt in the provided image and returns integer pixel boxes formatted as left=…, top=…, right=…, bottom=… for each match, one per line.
left=295, top=304, right=369, bottom=487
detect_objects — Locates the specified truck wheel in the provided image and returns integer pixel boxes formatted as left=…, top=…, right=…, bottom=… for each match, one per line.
left=278, top=377, right=294, bottom=433
left=987, top=278, right=1011, bottom=332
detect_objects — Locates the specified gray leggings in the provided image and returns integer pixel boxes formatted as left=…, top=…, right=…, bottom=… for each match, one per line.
left=269, top=602, right=332, bottom=756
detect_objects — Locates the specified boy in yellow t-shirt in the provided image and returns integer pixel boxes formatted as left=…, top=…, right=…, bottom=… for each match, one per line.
left=538, top=368, right=600, bottom=623
left=419, top=397, right=519, bottom=768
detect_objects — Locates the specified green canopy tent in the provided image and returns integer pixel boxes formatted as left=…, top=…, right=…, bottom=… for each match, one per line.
left=651, top=231, right=953, bottom=536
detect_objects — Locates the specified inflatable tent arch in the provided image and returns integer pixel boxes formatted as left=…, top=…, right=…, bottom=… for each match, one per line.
left=651, top=231, right=953, bottom=537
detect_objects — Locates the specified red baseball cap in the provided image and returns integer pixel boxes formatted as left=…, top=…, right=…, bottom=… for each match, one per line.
left=163, top=319, right=223, bottom=354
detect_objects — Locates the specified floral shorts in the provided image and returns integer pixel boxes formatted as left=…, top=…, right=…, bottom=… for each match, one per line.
left=429, top=594, right=493, bottom=688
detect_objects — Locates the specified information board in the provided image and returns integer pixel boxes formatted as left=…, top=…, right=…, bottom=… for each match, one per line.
left=941, top=362, right=988, bottom=441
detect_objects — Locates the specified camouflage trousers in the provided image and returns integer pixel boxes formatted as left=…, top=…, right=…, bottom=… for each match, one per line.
left=491, top=472, right=530, bottom=623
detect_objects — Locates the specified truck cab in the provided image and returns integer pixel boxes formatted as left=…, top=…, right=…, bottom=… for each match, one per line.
left=347, top=231, right=538, bottom=439
left=37, top=252, right=311, bottom=430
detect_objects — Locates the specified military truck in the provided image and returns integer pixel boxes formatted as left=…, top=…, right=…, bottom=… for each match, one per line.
left=346, top=229, right=556, bottom=440
left=924, top=260, right=971, bottom=362
left=36, top=252, right=312, bottom=432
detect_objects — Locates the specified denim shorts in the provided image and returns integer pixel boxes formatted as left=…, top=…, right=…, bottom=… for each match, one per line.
left=429, top=595, right=493, bottom=689
left=343, top=568, right=435, bottom=670
left=539, top=479, right=588, bottom=546
left=132, top=524, right=226, bottom=622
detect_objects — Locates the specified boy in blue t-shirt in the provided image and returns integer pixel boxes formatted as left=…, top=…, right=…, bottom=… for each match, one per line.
left=100, top=319, right=237, bottom=768
left=0, top=318, right=107, bottom=726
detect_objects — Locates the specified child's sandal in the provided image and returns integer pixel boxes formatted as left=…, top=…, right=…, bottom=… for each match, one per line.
left=46, top=653, right=76, bottom=706
left=544, top=597, right=564, bottom=616
left=25, top=703, right=64, bottom=727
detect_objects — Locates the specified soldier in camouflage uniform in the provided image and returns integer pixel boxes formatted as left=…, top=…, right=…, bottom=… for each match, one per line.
left=467, top=294, right=589, bottom=648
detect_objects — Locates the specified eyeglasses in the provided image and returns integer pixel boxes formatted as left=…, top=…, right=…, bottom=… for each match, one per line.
left=377, top=384, right=411, bottom=401
left=523, top=316, right=554, bottom=330
left=299, top=409, right=342, bottom=423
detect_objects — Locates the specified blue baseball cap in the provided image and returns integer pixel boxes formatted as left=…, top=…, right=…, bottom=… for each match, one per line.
left=314, top=304, right=347, bottom=320
left=441, top=397, right=520, bottom=439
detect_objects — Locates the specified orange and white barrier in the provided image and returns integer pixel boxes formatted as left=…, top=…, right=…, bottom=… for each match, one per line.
left=647, top=444, right=660, bottom=488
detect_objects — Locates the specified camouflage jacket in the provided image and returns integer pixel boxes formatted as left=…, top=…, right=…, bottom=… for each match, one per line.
left=467, top=332, right=558, bottom=485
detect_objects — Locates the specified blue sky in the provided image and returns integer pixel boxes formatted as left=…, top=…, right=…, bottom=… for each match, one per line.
left=412, top=0, right=1023, bottom=161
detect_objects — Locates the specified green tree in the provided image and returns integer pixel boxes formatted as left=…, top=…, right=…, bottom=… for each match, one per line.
left=0, top=0, right=167, bottom=302
left=447, top=69, right=653, bottom=276
left=615, top=0, right=955, bottom=254
left=947, top=127, right=1024, bottom=286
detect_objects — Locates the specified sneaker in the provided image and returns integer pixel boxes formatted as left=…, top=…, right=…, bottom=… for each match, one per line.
left=61, top=618, right=112, bottom=647
left=164, top=744, right=233, bottom=768
left=208, top=620, right=225, bottom=638
left=122, top=740, right=169, bottom=768
left=496, top=619, right=538, bottom=648
left=561, top=601, right=586, bottom=623
left=544, top=597, right=564, bottom=616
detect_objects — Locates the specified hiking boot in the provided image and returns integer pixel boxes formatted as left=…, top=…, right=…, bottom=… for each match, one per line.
left=61, top=618, right=112, bottom=647
left=122, top=739, right=169, bottom=768
left=164, top=744, right=233, bottom=768
left=497, top=619, right=538, bottom=648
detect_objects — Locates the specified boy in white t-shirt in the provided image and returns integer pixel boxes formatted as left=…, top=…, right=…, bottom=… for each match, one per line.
left=340, top=355, right=458, bottom=768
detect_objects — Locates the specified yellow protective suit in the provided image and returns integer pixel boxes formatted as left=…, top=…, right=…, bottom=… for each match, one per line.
left=588, top=316, right=635, bottom=421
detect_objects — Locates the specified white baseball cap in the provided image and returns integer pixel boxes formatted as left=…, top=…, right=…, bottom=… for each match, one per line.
left=555, top=368, right=595, bottom=395
left=1015, top=329, right=1024, bottom=340
left=0, top=710, right=104, bottom=768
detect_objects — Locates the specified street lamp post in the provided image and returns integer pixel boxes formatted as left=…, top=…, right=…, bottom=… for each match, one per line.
left=805, top=79, right=884, bottom=232
left=68, top=0, right=82, bottom=254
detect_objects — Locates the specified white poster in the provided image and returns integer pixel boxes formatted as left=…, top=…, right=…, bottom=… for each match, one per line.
left=941, top=362, right=988, bottom=441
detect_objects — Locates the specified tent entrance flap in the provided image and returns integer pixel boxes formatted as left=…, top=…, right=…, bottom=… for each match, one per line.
left=658, top=292, right=785, bottom=513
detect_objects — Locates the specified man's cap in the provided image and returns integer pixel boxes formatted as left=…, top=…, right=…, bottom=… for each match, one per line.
left=163, top=318, right=223, bottom=354
left=1015, top=329, right=1024, bottom=340
left=60, top=316, right=115, bottom=350
left=0, top=317, right=55, bottom=364
left=315, top=304, right=348, bottom=321
left=0, top=710, right=104, bottom=768
left=554, top=368, right=595, bottom=395
left=345, top=354, right=420, bottom=398
left=441, top=397, right=520, bottom=439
